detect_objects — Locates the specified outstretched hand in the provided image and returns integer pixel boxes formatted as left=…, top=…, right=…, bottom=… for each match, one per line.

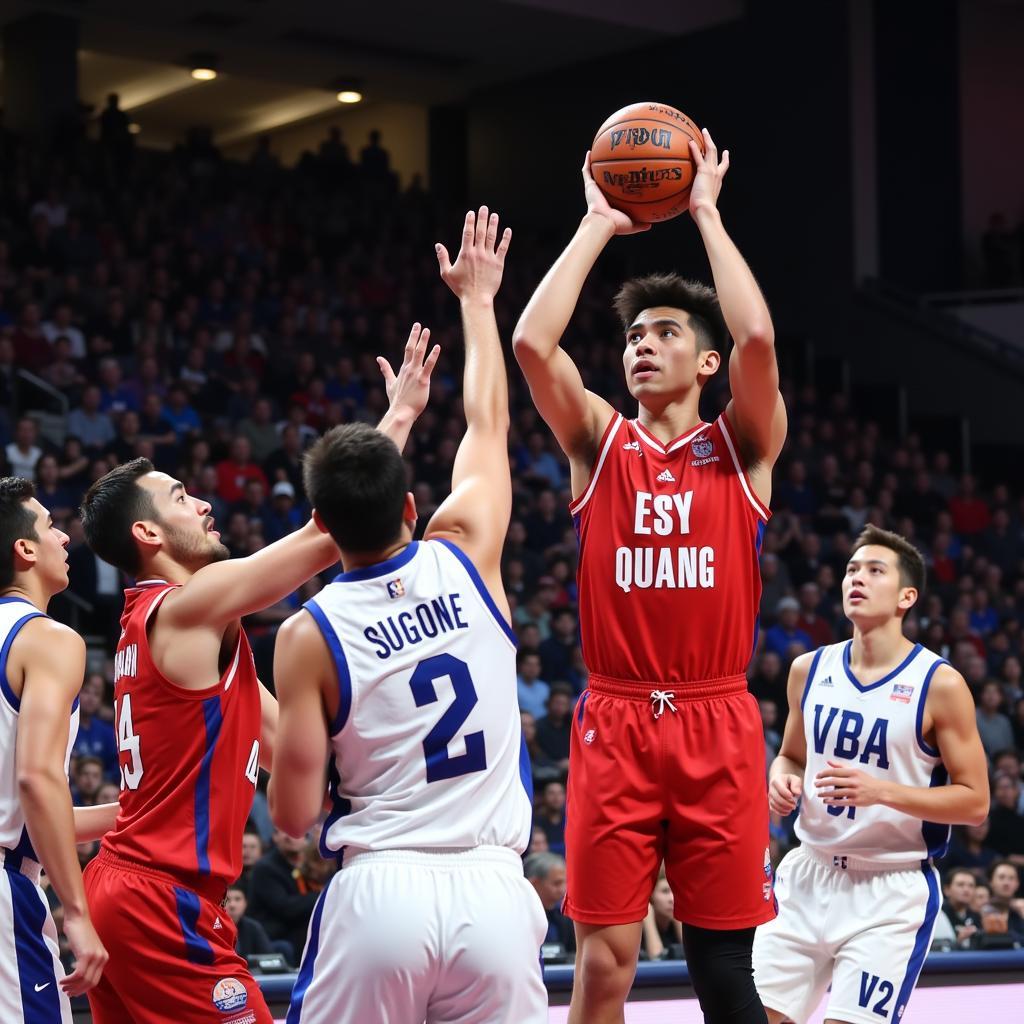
left=581, top=151, right=650, bottom=235
left=377, top=322, right=441, bottom=423
left=687, top=127, right=729, bottom=219
left=436, top=206, right=511, bottom=302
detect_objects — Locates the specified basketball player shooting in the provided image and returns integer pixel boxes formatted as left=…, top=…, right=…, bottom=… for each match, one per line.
left=752, top=525, right=989, bottom=1024
left=74, top=336, right=437, bottom=1024
left=514, top=130, right=785, bottom=1023
left=269, top=208, right=548, bottom=1024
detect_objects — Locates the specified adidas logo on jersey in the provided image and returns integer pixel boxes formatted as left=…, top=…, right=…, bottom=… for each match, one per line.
left=623, top=440, right=641, bottom=453
left=819, top=676, right=833, bottom=687
left=656, top=469, right=675, bottom=483
left=213, top=918, right=222, bottom=930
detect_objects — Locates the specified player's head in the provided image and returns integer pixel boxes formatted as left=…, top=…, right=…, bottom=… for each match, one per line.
left=0, top=477, right=70, bottom=597
left=303, top=424, right=414, bottom=556
left=613, top=273, right=726, bottom=405
left=842, top=524, right=925, bottom=624
left=81, top=458, right=228, bottom=577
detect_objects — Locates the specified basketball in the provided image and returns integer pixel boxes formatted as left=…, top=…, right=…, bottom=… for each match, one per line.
left=590, top=101, right=705, bottom=223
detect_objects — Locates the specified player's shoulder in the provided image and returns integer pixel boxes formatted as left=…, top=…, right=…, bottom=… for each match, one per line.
left=924, top=660, right=970, bottom=701
left=16, top=614, right=85, bottom=656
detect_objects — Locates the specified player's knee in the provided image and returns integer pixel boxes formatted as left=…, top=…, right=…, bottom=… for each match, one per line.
left=576, top=931, right=638, bottom=1001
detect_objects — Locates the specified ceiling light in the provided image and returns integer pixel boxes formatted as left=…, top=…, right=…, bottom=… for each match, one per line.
left=128, top=123, right=141, bottom=135
left=187, top=52, right=219, bottom=81
left=336, top=90, right=362, bottom=104
left=191, top=66, right=218, bottom=81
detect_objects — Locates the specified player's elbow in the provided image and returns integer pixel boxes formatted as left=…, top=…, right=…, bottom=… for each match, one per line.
left=269, top=801, right=318, bottom=841
left=966, top=794, right=990, bottom=827
left=512, top=328, right=546, bottom=365
left=18, top=766, right=59, bottom=803
left=735, top=325, right=775, bottom=352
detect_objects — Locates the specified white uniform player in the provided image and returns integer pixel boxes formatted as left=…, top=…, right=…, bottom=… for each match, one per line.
left=291, top=540, right=544, bottom=1022
left=0, top=598, right=78, bottom=1024
left=753, top=529, right=989, bottom=1024
left=269, top=209, right=547, bottom=1023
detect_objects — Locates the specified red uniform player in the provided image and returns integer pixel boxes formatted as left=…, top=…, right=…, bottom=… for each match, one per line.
left=515, top=132, right=787, bottom=1024
left=76, top=329, right=436, bottom=1024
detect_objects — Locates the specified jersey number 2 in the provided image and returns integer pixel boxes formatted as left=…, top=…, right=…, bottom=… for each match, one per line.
left=409, top=653, right=487, bottom=783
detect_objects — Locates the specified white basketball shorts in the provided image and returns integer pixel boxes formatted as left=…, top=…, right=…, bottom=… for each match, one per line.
left=286, top=846, right=549, bottom=1024
left=752, top=844, right=940, bottom=1024
left=0, top=851, right=72, bottom=1024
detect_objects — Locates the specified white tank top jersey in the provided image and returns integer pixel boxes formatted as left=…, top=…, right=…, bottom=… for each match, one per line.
left=305, top=540, right=533, bottom=859
left=796, top=640, right=951, bottom=864
left=0, top=597, right=80, bottom=855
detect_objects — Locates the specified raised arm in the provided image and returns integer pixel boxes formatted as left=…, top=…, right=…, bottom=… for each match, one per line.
left=688, top=130, right=786, bottom=490
left=376, top=321, right=441, bottom=453
left=423, top=207, right=514, bottom=599
left=815, top=664, right=989, bottom=825
left=512, top=155, right=642, bottom=478
left=14, top=619, right=108, bottom=996
left=768, top=652, right=813, bottom=816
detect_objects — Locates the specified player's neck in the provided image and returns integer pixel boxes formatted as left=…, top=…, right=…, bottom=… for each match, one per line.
left=140, top=554, right=194, bottom=586
left=1, top=578, right=52, bottom=613
left=635, top=393, right=703, bottom=444
left=849, top=619, right=914, bottom=673
left=339, top=533, right=413, bottom=573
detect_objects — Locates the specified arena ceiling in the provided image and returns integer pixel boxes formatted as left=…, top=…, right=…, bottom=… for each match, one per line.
left=1, top=0, right=740, bottom=147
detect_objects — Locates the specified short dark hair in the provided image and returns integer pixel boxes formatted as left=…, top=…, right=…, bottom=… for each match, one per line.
left=80, top=458, right=157, bottom=576
left=943, top=866, right=977, bottom=889
left=0, top=477, right=39, bottom=590
left=303, top=424, right=407, bottom=553
left=852, top=523, right=926, bottom=595
left=987, top=859, right=1018, bottom=883
left=225, top=883, right=247, bottom=897
left=612, top=272, right=727, bottom=353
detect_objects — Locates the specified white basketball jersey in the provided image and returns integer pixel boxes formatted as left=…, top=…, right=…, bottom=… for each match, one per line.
left=307, top=540, right=532, bottom=858
left=796, top=640, right=950, bottom=864
left=0, top=597, right=80, bottom=855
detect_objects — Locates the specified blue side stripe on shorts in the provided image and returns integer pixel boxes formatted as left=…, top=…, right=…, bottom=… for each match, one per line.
left=286, top=886, right=329, bottom=1024
left=893, top=862, right=940, bottom=1020
left=194, top=696, right=223, bottom=876
left=8, top=867, right=62, bottom=1020
left=174, top=886, right=214, bottom=965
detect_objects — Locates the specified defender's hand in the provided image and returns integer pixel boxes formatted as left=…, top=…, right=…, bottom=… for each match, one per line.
left=436, top=206, right=511, bottom=302
left=60, top=914, right=108, bottom=996
left=769, top=772, right=803, bottom=815
left=687, top=128, right=729, bottom=219
left=377, top=322, right=441, bottom=422
left=582, top=151, right=650, bottom=235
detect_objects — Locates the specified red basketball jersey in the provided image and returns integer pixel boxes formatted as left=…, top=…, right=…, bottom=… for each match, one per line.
left=571, top=414, right=769, bottom=684
left=102, top=581, right=262, bottom=897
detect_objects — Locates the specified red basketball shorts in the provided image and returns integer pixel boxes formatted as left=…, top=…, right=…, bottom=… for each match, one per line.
left=564, top=672, right=777, bottom=930
left=83, top=850, right=273, bottom=1024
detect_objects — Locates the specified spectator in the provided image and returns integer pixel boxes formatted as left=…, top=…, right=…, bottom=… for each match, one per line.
left=987, top=773, right=1024, bottom=860
left=247, top=830, right=321, bottom=967
left=939, top=867, right=981, bottom=948
left=521, top=711, right=560, bottom=785
left=760, top=698, right=782, bottom=768
left=516, top=649, right=550, bottom=719
left=238, top=829, right=265, bottom=899
left=949, top=475, right=991, bottom=537
left=977, top=682, right=1015, bottom=761
left=67, top=385, right=116, bottom=452
left=34, top=453, right=76, bottom=524
left=5, top=416, right=43, bottom=479
left=796, top=581, right=834, bottom=647
left=71, top=673, right=119, bottom=781
left=943, top=820, right=1001, bottom=873
left=535, top=684, right=573, bottom=771
left=97, top=357, right=138, bottom=413
left=764, top=597, right=813, bottom=661
left=641, top=868, right=682, bottom=960
left=42, top=302, right=85, bottom=358
left=986, top=861, right=1024, bottom=941
left=71, top=755, right=104, bottom=807
left=524, top=852, right=574, bottom=952
left=224, top=884, right=276, bottom=959
left=535, top=779, right=566, bottom=856
left=217, top=435, right=269, bottom=504
left=239, top=396, right=281, bottom=463
left=539, top=608, right=578, bottom=689
left=265, top=481, right=304, bottom=542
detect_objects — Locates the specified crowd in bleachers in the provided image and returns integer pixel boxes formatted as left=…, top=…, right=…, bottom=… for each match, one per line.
left=3, top=120, right=1023, bottom=966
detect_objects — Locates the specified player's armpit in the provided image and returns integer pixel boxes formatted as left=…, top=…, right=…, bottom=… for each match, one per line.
left=267, top=611, right=333, bottom=838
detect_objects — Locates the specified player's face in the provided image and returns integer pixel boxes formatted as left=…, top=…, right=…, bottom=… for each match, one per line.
left=139, top=472, right=230, bottom=570
left=24, top=498, right=70, bottom=593
left=842, top=545, right=915, bottom=622
left=622, top=307, right=717, bottom=404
